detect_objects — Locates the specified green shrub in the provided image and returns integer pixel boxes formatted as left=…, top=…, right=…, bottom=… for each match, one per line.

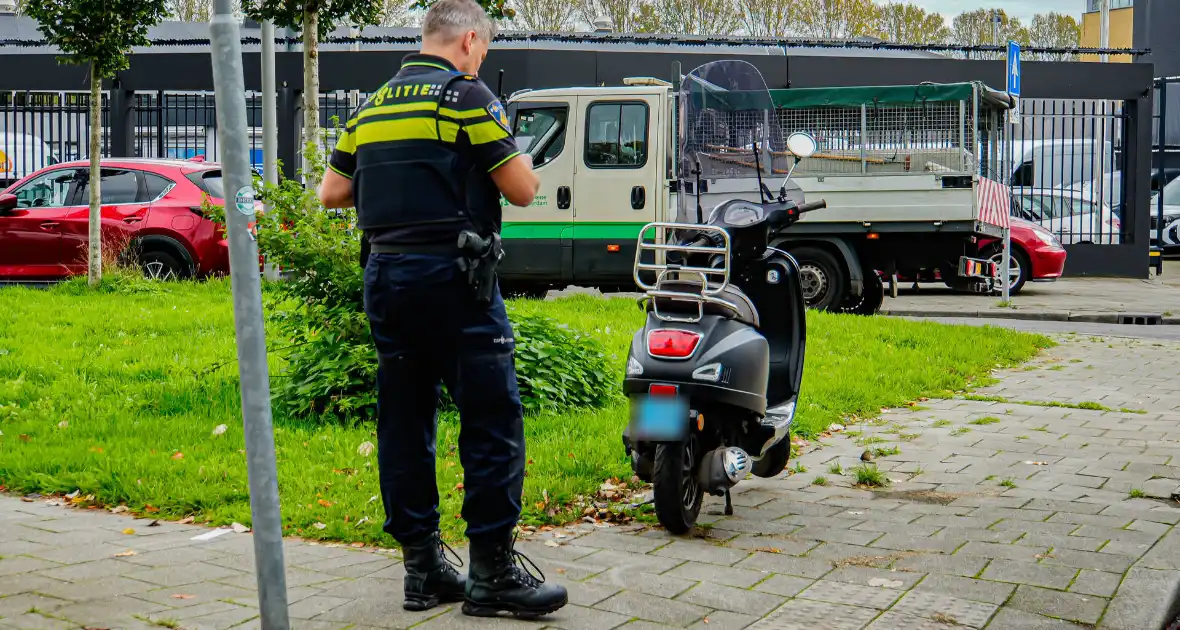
left=250, top=146, right=616, bottom=422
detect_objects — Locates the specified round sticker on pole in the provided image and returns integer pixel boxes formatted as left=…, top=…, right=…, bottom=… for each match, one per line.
left=235, top=185, right=257, bottom=217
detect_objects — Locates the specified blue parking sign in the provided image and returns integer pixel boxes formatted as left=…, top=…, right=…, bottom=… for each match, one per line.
left=1007, top=41, right=1021, bottom=98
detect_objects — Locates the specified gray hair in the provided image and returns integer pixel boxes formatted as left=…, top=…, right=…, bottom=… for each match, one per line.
left=422, top=0, right=497, bottom=44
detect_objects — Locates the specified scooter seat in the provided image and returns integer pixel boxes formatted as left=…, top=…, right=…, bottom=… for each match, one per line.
left=647, top=281, right=760, bottom=328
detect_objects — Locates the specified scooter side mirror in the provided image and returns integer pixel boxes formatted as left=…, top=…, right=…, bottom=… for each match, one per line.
left=786, top=132, right=817, bottom=159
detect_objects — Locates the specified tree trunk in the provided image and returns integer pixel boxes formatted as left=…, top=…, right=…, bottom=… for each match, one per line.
left=303, top=6, right=321, bottom=190
left=88, top=61, right=103, bottom=287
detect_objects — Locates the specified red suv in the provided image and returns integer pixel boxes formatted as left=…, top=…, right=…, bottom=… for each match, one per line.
left=0, top=158, right=231, bottom=282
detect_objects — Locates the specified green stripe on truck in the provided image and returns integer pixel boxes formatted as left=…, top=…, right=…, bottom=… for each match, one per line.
left=502, top=222, right=647, bottom=240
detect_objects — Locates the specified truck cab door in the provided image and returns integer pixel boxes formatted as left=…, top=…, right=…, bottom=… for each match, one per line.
left=500, top=100, right=577, bottom=286
left=572, top=93, right=663, bottom=285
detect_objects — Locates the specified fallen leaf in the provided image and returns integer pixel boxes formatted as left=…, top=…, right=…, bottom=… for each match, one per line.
left=170, top=594, right=196, bottom=600
left=544, top=540, right=561, bottom=547
left=211, top=424, right=228, bottom=436
left=368, top=495, right=379, bottom=504
left=148, top=520, right=161, bottom=527
left=754, top=547, right=782, bottom=554
left=350, top=542, right=365, bottom=548
left=455, top=483, right=465, bottom=491
left=178, top=516, right=195, bottom=524
left=231, top=522, right=250, bottom=533
left=555, top=568, right=566, bottom=574
left=313, top=522, right=327, bottom=530
left=317, top=499, right=333, bottom=508
left=18, top=434, right=30, bottom=442
left=357, top=441, right=376, bottom=457
left=111, top=506, right=129, bottom=514
left=65, top=490, right=80, bottom=499
left=20, top=496, right=33, bottom=503
left=144, top=505, right=160, bottom=513
left=171, top=452, right=184, bottom=460
left=122, top=528, right=136, bottom=535
left=828, top=423, right=845, bottom=432
left=703, top=618, right=710, bottom=624
left=354, top=516, right=370, bottom=528
left=89, top=446, right=104, bottom=453
left=114, top=550, right=137, bottom=557
left=57, top=420, right=68, bottom=429
left=868, top=578, right=903, bottom=588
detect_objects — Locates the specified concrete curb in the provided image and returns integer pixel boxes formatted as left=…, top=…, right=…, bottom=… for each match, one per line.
left=882, top=309, right=1180, bottom=325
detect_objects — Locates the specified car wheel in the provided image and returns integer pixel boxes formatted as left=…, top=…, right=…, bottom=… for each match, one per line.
left=140, top=250, right=188, bottom=282
left=984, top=244, right=1029, bottom=295
left=788, top=246, right=847, bottom=312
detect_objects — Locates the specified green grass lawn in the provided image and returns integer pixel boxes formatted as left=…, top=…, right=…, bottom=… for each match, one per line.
left=0, top=280, right=1050, bottom=546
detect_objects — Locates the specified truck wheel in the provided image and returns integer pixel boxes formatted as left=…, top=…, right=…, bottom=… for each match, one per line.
left=839, top=271, right=884, bottom=315
left=790, top=246, right=847, bottom=312
left=751, top=439, right=791, bottom=478
left=652, top=434, right=704, bottom=535
left=983, top=244, right=1029, bottom=295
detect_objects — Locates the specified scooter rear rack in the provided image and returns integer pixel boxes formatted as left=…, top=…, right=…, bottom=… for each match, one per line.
left=633, top=222, right=740, bottom=324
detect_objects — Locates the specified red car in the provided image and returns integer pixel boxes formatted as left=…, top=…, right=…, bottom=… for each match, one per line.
left=977, top=217, right=1067, bottom=294
left=0, top=158, right=231, bottom=282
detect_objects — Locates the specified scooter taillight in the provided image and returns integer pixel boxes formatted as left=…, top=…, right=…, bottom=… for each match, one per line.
left=647, top=329, right=701, bottom=358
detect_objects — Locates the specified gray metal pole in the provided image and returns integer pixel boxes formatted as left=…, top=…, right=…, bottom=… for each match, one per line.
left=1100, top=0, right=1110, bottom=64
left=261, top=20, right=280, bottom=281
left=209, top=3, right=291, bottom=629
left=263, top=21, right=278, bottom=191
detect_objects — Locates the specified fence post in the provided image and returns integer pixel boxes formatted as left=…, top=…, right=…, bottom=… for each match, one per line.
left=1126, top=92, right=1154, bottom=275
left=278, top=86, right=297, bottom=180
left=108, top=81, right=136, bottom=157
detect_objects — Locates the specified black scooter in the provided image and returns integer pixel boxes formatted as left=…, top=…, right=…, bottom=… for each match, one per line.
left=621, top=125, right=826, bottom=533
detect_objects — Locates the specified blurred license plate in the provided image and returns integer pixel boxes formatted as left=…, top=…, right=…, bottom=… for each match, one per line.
left=632, top=395, right=689, bottom=441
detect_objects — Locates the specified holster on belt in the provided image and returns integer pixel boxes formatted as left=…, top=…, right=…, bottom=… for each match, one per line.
left=456, top=230, right=503, bottom=304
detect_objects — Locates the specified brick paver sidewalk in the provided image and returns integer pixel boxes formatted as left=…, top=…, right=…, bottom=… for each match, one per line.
left=3, top=335, right=1180, bottom=630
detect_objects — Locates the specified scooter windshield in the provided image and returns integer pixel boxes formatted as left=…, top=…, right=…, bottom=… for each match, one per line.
left=678, top=60, right=785, bottom=183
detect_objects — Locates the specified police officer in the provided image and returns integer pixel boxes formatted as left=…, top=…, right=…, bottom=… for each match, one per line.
left=317, top=0, right=567, bottom=618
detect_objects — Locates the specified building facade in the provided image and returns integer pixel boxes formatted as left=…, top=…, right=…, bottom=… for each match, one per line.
left=1081, top=0, right=1134, bottom=62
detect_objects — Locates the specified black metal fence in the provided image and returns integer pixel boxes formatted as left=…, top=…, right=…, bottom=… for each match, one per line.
left=1153, top=77, right=1180, bottom=270
left=0, top=91, right=109, bottom=185
left=1009, top=98, right=1129, bottom=246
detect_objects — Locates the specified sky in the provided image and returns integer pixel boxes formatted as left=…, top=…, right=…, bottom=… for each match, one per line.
left=879, top=0, right=1083, bottom=24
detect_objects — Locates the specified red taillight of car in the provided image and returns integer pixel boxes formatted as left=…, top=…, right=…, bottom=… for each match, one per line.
left=647, top=329, right=701, bottom=358
left=649, top=384, right=679, bottom=396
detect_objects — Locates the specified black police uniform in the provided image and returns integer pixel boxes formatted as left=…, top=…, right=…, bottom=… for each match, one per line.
left=329, top=54, right=566, bottom=617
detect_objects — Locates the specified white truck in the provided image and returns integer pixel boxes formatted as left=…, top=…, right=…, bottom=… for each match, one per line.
left=499, top=72, right=1017, bottom=313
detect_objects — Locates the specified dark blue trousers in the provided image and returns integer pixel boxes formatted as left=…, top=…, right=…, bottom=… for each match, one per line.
left=363, top=252, right=525, bottom=545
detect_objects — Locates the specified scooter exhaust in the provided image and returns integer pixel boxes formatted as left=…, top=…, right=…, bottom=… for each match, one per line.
left=698, top=447, right=753, bottom=496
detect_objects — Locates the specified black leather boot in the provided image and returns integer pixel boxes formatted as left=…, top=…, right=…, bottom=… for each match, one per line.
left=401, top=532, right=466, bottom=611
left=463, top=532, right=568, bottom=619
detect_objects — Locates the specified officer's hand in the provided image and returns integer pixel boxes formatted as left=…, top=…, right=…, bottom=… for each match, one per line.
left=490, top=154, right=540, bottom=207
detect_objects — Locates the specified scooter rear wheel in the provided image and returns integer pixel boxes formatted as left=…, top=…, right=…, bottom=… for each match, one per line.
left=652, top=434, right=704, bottom=535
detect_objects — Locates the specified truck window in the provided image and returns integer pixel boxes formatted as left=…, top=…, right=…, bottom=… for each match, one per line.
left=585, top=102, right=648, bottom=168
left=512, top=106, right=567, bottom=168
